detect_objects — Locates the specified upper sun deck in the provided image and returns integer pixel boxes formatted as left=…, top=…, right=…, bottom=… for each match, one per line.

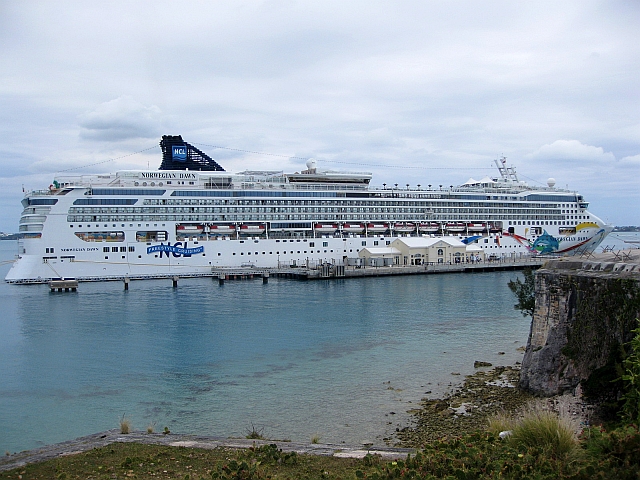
left=47, top=165, right=374, bottom=192
left=32, top=155, right=578, bottom=201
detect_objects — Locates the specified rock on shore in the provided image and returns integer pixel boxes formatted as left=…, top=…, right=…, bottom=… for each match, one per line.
left=396, top=366, right=532, bottom=447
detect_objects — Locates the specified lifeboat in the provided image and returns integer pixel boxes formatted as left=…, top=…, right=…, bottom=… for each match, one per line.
left=209, top=224, right=236, bottom=235
left=177, top=224, right=204, bottom=234
left=467, top=223, right=487, bottom=232
left=342, top=223, right=365, bottom=233
left=239, top=224, right=266, bottom=235
left=394, top=222, right=416, bottom=233
left=366, top=223, right=389, bottom=233
left=314, top=223, right=338, bottom=233
left=418, top=223, right=440, bottom=233
left=445, top=222, right=466, bottom=233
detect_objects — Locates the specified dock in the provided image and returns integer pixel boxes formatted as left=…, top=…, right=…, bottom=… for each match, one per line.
left=31, top=257, right=547, bottom=289
left=48, top=279, right=78, bottom=292
left=213, top=256, right=545, bottom=281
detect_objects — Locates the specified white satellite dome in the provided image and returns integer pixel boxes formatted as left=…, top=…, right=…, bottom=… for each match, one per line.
left=547, top=178, right=556, bottom=188
left=306, top=158, right=317, bottom=170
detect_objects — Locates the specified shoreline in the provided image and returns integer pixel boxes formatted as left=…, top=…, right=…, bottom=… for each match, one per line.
left=0, top=430, right=414, bottom=473
left=0, top=363, right=597, bottom=474
left=395, top=364, right=592, bottom=447
left=395, top=365, right=532, bottom=446
left=2, top=363, right=538, bottom=472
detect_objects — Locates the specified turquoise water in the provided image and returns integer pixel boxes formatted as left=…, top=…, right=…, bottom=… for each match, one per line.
left=1, top=233, right=637, bottom=453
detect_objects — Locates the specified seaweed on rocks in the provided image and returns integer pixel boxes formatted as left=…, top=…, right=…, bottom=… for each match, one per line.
left=396, top=365, right=533, bottom=447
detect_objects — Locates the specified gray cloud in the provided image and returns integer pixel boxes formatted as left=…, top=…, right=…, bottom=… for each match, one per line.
left=0, top=1, right=638, bottom=231
left=527, top=140, right=615, bottom=164
left=78, top=96, right=162, bottom=141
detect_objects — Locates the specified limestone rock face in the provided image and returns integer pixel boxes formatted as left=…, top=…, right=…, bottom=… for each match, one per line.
left=519, top=257, right=640, bottom=397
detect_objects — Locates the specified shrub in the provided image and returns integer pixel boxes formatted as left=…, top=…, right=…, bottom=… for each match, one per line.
left=487, top=411, right=518, bottom=436
left=621, top=326, right=640, bottom=424
left=119, top=414, right=131, bottom=434
left=509, top=408, right=578, bottom=458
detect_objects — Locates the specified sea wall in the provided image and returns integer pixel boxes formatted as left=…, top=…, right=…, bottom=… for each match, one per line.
left=519, top=253, right=640, bottom=397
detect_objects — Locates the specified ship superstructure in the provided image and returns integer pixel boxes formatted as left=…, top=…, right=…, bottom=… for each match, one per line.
left=6, top=136, right=612, bottom=283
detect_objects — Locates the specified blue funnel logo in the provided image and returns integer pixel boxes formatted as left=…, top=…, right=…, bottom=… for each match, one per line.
left=172, top=145, right=187, bottom=162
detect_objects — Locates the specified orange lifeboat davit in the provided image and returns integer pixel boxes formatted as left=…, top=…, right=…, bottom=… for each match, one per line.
left=394, top=222, right=416, bottom=233
left=177, top=224, right=204, bottom=234
left=467, top=223, right=487, bottom=232
left=445, top=222, right=466, bottom=233
left=418, top=222, right=440, bottom=233
left=366, top=223, right=389, bottom=233
left=209, top=224, right=236, bottom=235
left=314, top=223, right=338, bottom=233
left=239, top=224, right=266, bottom=235
left=342, top=223, right=365, bottom=233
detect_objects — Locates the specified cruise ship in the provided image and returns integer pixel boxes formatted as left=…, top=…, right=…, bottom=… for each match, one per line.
left=6, top=135, right=612, bottom=283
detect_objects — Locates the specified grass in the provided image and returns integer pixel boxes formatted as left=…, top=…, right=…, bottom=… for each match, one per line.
left=2, top=426, right=640, bottom=479
left=509, top=408, right=579, bottom=458
left=0, top=442, right=367, bottom=480
left=119, top=414, right=131, bottom=434
left=488, top=401, right=580, bottom=460
left=245, top=423, right=266, bottom=440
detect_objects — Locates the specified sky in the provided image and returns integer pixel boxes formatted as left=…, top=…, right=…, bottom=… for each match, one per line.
left=1, top=0, right=639, bottom=232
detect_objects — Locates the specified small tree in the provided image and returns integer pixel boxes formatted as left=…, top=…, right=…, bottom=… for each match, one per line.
left=621, top=326, right=640, bottom=424
left=508, top=268, right=536, bottom=317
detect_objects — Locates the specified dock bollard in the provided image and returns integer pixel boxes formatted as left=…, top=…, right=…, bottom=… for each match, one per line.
left=263, top=272, right=269, bottom=284
left=124, top=277, right=129, bottom=291
left=172, top=276, right=178, bottom=288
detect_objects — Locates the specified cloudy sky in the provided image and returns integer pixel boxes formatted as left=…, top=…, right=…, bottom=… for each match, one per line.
left=1, top=1, right=638, bottom=232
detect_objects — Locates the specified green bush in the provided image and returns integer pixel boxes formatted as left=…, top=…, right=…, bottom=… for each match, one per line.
left=508, top=409, right=578, bottom=459
left=621, top=326, right=640, bottom=424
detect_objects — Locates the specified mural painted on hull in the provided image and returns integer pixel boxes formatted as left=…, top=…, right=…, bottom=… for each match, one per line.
left=532, top=232, right=560, bottom=253
left=506, top=222, right=607, bottom=254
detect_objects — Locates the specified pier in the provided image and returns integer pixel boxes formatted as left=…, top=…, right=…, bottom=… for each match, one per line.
left=28, top=256, right=549, bottom=289
left=48, top=279, right=78, bottom=292
left=212, top=256, right=545, bottom=281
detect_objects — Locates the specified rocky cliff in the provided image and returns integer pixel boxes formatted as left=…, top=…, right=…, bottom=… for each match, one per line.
left=519, top=253, right=640, bottom=397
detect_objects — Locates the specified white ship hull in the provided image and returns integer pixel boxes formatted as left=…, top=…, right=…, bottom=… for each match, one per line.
left=6, top=144, right=612, bottom=283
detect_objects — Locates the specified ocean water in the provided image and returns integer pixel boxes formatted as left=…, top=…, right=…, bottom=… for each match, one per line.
left=1, top=233, right=638, bottom=454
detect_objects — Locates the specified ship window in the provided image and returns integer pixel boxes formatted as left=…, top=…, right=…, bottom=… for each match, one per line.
left=103, top=247, right=109, bottom=252
left=111, top=247, right=118, bottom=252
left=323, top=242, right=328, bottom=247
left=361, top=241, right=366, bottom=246
left=309, top=242, right=315, bottom=247
left=128, top=246, right=135, bottom=252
